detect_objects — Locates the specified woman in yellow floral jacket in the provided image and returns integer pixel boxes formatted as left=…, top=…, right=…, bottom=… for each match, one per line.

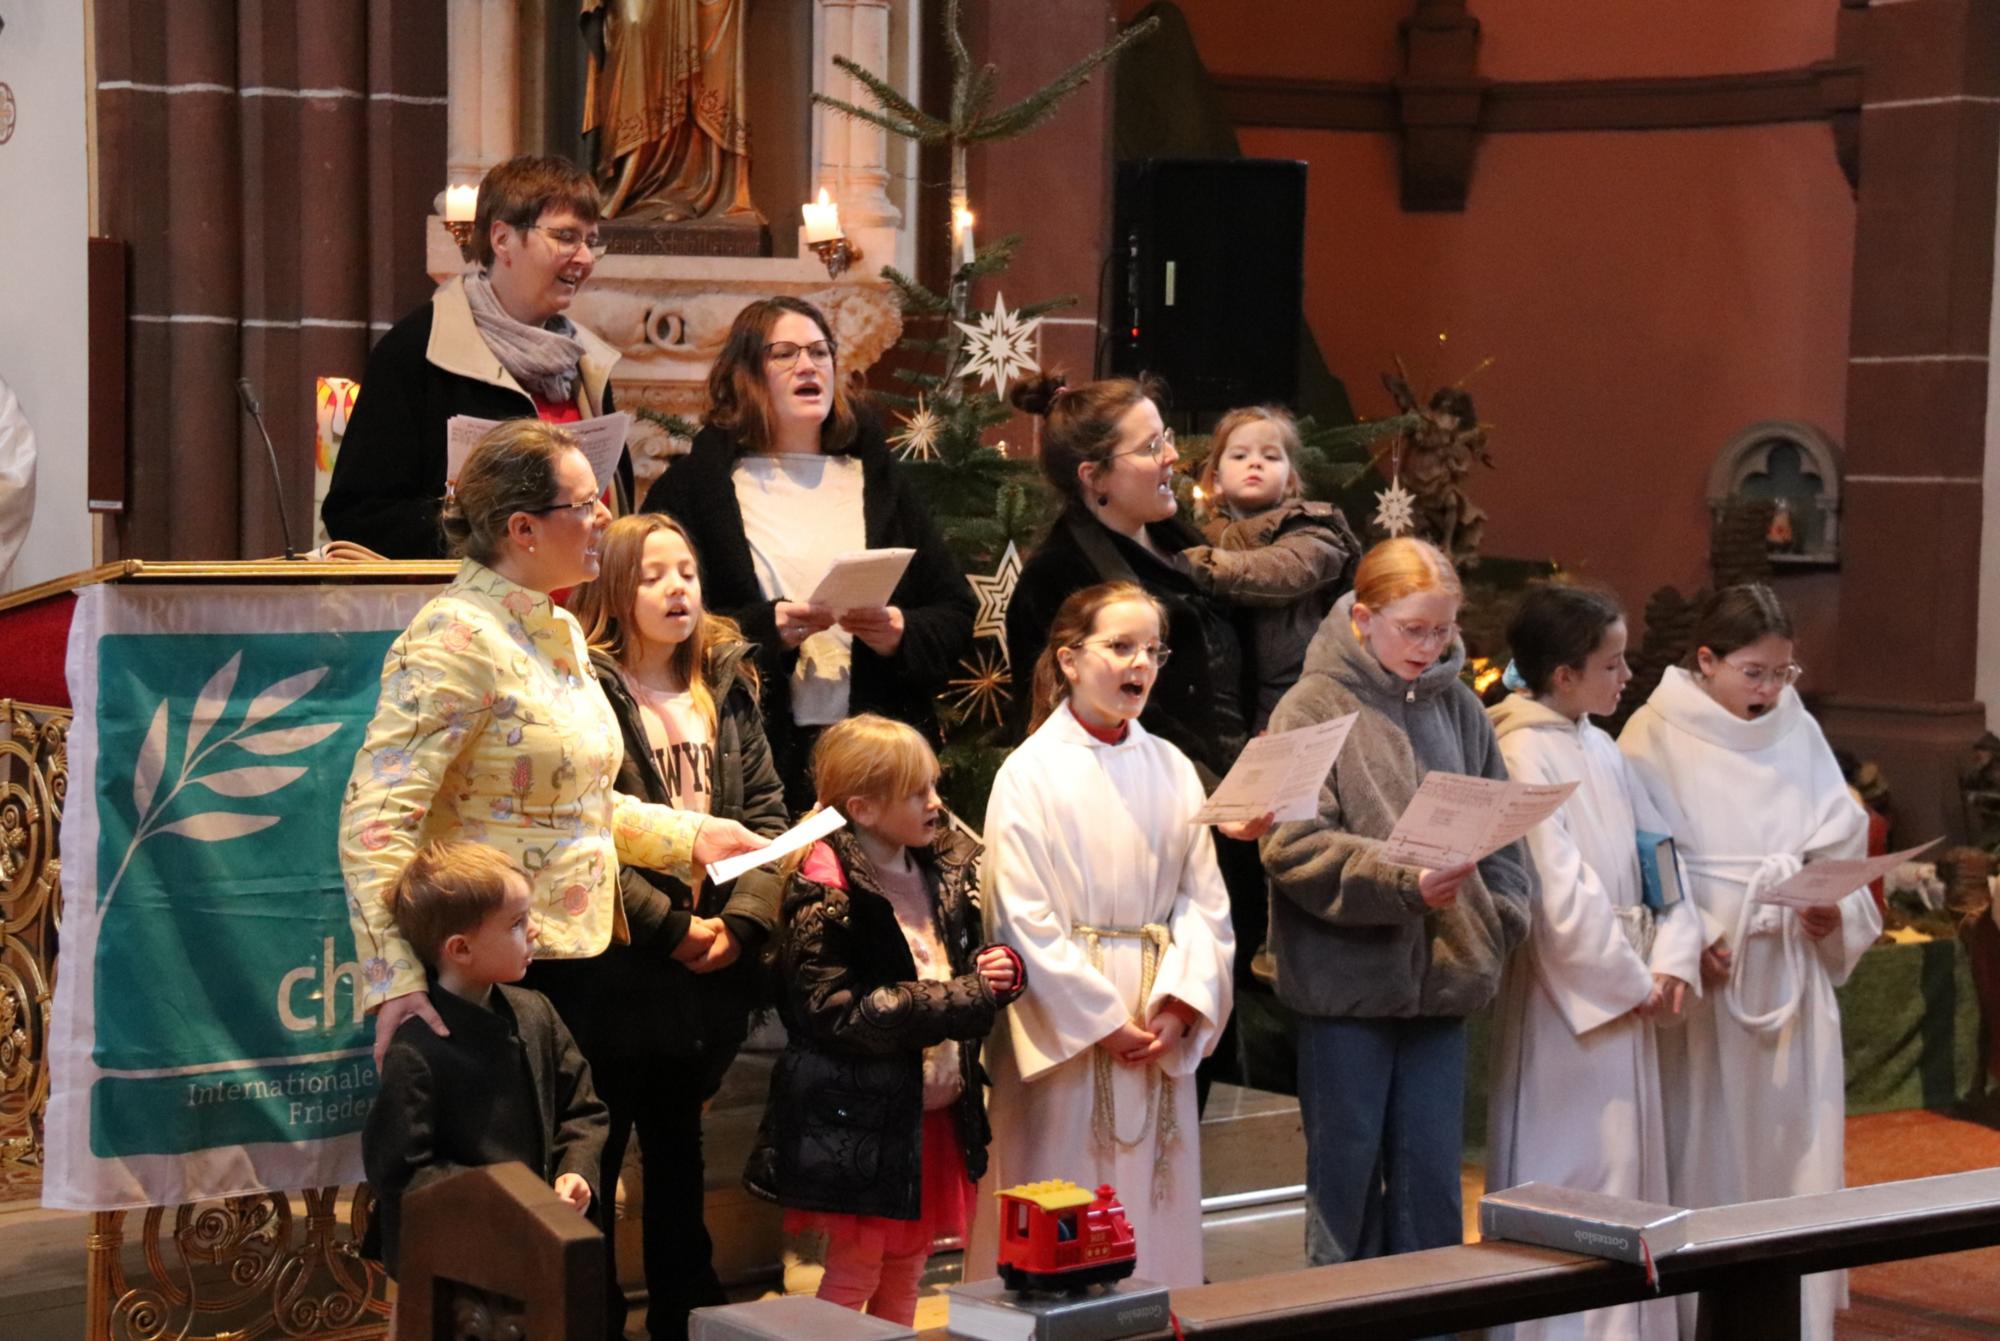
left=340, top=419, right=766, bottom=1058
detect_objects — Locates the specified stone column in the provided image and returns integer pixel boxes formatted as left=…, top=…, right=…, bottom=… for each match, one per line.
left=445, top=0, right=519, bottom=190
left=1819, top=0, right=2000, bottom=842
left=817, top=0, right=903, bottom=239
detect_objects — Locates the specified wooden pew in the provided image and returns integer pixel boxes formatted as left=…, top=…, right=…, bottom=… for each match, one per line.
left=922, top=1168, right=2000, bottom=1340
left=397, top=1162, right=604, bottom=1339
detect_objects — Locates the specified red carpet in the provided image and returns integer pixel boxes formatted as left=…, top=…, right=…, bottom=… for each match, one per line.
left=1841, top=1105, right=2000, bottom=1339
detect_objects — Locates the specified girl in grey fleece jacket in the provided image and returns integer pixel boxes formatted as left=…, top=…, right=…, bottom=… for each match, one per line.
left=1261, top=538, right=1532, bottom=1267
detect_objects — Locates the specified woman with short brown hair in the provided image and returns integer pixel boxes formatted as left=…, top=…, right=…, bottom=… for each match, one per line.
left=325, top=155, right=633, bottom=559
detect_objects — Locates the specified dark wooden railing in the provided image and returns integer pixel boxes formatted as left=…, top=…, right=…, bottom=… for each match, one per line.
left=398, top=1163, right=604, bottom=1340
left=1155, top=1169, right=2000, bottom=1341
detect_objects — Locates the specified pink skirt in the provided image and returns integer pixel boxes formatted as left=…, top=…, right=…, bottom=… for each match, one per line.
left=786, top=1108, right=973, bottom=1258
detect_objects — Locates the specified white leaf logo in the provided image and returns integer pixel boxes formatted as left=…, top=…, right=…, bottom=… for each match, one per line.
left=194, top=766, right=308, bottom=798
left=243, top=666, right=329, bottom=730
left=101, top=653, right=338, bottom=910
left=133, top=701, right=169, bottom=818
left=236, top=722, right=342, bottom=756
left=185, top=652, right=242, bottom=758
left=155, top=813, right=284, bottom=841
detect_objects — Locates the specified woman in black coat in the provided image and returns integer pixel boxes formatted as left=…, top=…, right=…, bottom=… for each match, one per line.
left=324, top=155, right=634, bottom=559
left=554, top=514, right=790, bottom=1341
left=1005, top=372, right=1269, bottom=1092
left=642, top=297, right=975, bottom=807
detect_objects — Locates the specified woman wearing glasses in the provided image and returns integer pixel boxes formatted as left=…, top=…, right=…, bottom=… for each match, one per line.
left=1261, top=537, right=1532, bottom=1269
left=325, top=155, right=632, bottom=559
left=339, top=422, right=764, bottom=1325
left=1006, top=374, right=1271, bottom=1096
left=1619, top=583, right=1876, bottom=1341
left=642, top=296, right=975, bottom=805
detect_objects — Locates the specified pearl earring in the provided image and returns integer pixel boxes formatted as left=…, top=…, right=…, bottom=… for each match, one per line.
left=528, top=545, right=537, bottom=554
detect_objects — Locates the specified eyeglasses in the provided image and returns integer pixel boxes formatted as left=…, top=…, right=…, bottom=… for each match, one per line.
left=1720, top=657, right=1804, bottom=688
left=1110, top=428, right=1175, bottom=463
left=524, top=495, right=604, bottom=522
left=765, top=339, right=837, bottom=367
left=1389, top=619, right=1458, bottom=649
left=532, top=225, right=608, bottom=260
left=1078, top=637, right=1171, bottom=667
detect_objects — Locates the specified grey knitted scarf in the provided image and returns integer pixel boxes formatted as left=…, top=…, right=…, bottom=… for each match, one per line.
left=462, top=272, right=586, bottom=404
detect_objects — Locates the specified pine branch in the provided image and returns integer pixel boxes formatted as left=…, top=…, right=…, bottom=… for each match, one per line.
left=634, top=406, right=701, bottom=438
left=1016, top=294, right=1079, bottom=320
left=944, top=0, right=974, bottom=114
left=810, top=89, right=936, bottom=144
left=820, top=54, right=936, bottom=130
left=880, top=265, right=949, bottom=313
left=963, top=234, right=1023, bottom=281
left=968, top=17, right=1159, bottom=142
left=964, top=64, right=1001, bottom=126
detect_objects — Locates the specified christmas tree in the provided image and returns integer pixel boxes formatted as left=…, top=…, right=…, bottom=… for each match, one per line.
left=813, top=2, right=1159, bottom=821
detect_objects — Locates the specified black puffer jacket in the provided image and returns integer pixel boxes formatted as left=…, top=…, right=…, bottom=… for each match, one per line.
left=743, top=828, right=1024, bottom=1220
left=528, top=640, right=789, bottom=1096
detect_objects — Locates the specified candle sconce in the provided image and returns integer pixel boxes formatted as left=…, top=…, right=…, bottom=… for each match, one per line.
left=809, top=235, right=861, bottom=279
left=443, top=220, right=477, bottom=260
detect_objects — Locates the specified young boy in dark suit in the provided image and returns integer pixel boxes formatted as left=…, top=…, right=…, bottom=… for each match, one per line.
left=362, top=840, right=607, bottom=1283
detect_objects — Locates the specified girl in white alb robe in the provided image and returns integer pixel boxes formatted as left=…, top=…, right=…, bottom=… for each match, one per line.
left=968, top=584, right=1236, bottom=1288
left=1620, top=644, right=1876, bottom=1340
left=1488, top=692, right=1702, bottom=1341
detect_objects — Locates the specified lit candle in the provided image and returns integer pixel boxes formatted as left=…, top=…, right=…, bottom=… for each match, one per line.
left=801, top=188, right=843, bottom=245
left=954, top=206, right=976, bottom=267
left=444, top=184, right=478, bottom=223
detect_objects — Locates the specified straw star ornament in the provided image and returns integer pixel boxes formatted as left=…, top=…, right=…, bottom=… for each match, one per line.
left=955, top=294, right=1042, bottom=398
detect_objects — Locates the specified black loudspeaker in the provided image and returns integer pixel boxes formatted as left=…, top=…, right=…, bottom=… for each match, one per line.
left=1110, top=157, right=1307, bottom=410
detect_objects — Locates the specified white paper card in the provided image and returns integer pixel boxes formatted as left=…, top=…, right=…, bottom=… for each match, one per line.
left=808, top=548, right=916, bottom=613
left=1756, top=839, right=1940, bottom=908
left=707, top=806, right=848, bottom=885
left=1377, top=772, right=1578, bottom=870
left=445, top=411, right=631, bottom=496
left=1193, top=713, right=1359, bottom=825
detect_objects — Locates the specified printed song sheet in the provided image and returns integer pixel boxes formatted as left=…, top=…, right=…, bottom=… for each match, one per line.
left=808, top=548, right=916, bottom=613
left=1377, top=773, right=1578, bottom=870
left=445, top=412, right=631, bottom=495
left=1755, top=839, right=1940, bottom=908
left=707, top=807, right=848, bottom=885
left=1192, top=713, right=1359, bottom=825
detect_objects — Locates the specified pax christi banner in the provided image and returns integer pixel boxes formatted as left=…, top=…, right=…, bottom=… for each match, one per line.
left=45, top=579, right=443, bottom=1210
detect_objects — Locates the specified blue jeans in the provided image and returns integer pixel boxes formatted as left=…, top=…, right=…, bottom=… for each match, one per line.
left=1296, top=1015, right=1467, bottom=1266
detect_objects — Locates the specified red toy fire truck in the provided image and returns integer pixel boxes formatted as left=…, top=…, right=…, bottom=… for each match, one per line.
left=994, top=1180, right=1139, bottom=1292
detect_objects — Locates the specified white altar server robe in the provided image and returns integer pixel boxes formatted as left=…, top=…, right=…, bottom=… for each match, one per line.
left=1486, top=694, right=1702, bottom=1341
left=967, top=705, right=1236, bottom=1288
left=1619, top=667, right=1877, bottom=1340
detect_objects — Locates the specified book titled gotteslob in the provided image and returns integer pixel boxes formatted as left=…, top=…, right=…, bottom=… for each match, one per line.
left=946, top=1278, right=1172, bottom=1341
left=1479, top=1182, right=1691, bottom=1281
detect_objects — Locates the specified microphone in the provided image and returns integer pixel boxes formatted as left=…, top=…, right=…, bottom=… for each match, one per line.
left=235, top=377, right=302, bottom=561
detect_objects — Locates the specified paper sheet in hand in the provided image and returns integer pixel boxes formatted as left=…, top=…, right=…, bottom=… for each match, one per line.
left=807, top=548, right=916, bottom=612
left=1193, top=713, right=1359, bottom=824
left=1756, top=839, right=1940, bottom=908
left=445, top=411, right=631, bottom=495
left=707, top=806, right=848, bottom=885
left=1377, top=773, right=1578, bottom=870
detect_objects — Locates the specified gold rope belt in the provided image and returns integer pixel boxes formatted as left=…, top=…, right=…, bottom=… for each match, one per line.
left=1074, top=921, right=1179, bottom=1204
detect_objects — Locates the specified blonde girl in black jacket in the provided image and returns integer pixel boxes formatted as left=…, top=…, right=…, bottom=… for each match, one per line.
left=746, top=715, right=1025, bottom=1326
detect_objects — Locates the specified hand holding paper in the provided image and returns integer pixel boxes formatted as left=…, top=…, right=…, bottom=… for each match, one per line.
left=809, top=549, right=916, bottom=614
left=1377, top=773, right=1578, bottom=870
left=707, top=807, right=848, bottom=885
left=1754, top=839, right=1939, bottom=909
left=1192, top=714, right=1359, bottom=825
